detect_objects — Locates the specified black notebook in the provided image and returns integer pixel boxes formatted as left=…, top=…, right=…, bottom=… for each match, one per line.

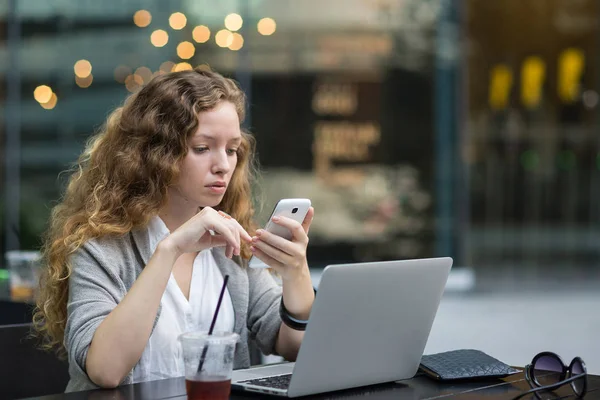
left=419, top=349, right=521, bottom=381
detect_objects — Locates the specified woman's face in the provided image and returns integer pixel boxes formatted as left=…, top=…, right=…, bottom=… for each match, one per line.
left=172, top=101, right=242, bottom=208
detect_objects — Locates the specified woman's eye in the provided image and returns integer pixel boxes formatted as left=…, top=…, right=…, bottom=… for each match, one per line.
left=227, top=148, right=238, bottom=155
left=193, top=147, right=208, bottom=153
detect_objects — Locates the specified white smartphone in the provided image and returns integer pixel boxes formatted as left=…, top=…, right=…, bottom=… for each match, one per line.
left=248, top=198, right=312, bottom=268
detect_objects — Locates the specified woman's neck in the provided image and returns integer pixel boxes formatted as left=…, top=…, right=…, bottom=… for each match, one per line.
left=159, top=193, right=199, bottom=232
left=159, top=210, right=196, bottom=233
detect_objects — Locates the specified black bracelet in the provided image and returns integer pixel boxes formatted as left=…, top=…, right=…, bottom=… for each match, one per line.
left=279, top=289, right=316, bottom=331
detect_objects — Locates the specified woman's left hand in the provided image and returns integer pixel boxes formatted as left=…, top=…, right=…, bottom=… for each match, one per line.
left=250, top=207, right=315, bottom=281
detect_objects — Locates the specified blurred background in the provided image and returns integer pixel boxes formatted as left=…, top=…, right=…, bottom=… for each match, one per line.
left=0, top=0, right=598, bottom=375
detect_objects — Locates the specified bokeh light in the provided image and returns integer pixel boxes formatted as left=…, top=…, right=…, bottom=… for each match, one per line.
left=173, top=62, right=193, bottom=72
left=33, top=85, right=53, bottom=103
left=196, top=63, right=211, bottom=72
left=224, top=13, right=243, bottom=31
left=193, top=25, right=211, bottom=43
left=75, top=74, right=93, bottom=88
left=150, top=29, right=169, bottom=47
left=133, top=10, right=152, bottom=27
left=125, top=74, right=144, bottom=92
left=160, top=61, right=175, bottom=74
left=229, top=33, right=244, bottom=51
left=40, top=93, right=58, bottom=110
left=74, top=59, right=92, bottom=78
left=520, top=150, right=539, bottom=171
left=257, top=17, right=276, bottom=35
left=177, top=41, right=196, bottom=59
left=215, top=30, right=234, bottom=47
left=169, top=12, right=187, bottom=30
left=135, top=67, right=153, bottom=83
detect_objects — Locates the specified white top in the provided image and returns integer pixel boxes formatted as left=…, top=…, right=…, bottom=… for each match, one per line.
left=131, top=216, right=235, bottom=383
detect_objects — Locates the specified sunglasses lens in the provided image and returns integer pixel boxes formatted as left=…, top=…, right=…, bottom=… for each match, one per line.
left=532, top=354, right=563, bottom=386
left=570, top=359, right=586, bottom=396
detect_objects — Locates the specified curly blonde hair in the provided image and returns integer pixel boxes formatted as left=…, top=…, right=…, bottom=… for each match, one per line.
left=33, top=68, right=258, bottom=357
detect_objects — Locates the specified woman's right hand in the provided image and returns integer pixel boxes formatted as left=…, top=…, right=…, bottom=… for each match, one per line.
left=162, top=207, right=252, bottom=258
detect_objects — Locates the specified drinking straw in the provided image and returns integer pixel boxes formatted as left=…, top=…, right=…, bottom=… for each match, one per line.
left=196, top=274, right=230, bottom=373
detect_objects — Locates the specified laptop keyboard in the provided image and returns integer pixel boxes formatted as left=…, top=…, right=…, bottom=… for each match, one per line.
left=238, top=373, right=292, bottom=390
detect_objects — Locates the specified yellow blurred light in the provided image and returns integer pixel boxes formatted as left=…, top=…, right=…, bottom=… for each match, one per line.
left=40, top=93, right=58, bottom=110
left=160, top=61, right=175, bottom=73
left=173, top=62, right=192, bottom=72
left=114, top=65, right=132, bottom=83
left=229, top=33, right=244, bottom=51
left=224, top=13, right=243, bottom=31
left=74, top=59, right=92, bottom=78
left=193, top=25, right=211, bottom=43
left=169, top=12, right=187, bottom=30
left=215, top=29, right=233, bottom=47
left=150, top=29, right=169, bottom=47
left=521, top=56, right=546, bottom=109
left=257, top=17, right=276, bottom=36
left=135, top=66, right=153, bottom=83
left=33, top=85, right=53, bottom=103
left=75, top=74, right=93, bottom=88
left=558, top=48, right=585, bottom=103
left=488, top=65, right=512, bottom=111
left=177, top=41, right=196, bottom=60
left=133, top=10, right=152, bottom=27
left=125, top=74, right=144, bottom=93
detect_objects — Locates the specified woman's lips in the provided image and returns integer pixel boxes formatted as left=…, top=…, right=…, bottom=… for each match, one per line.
left=205, top=184, right=226, bottom=194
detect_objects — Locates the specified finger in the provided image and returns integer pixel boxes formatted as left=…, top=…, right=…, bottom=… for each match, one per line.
left=229, top=219, right=242, bottom=256
left=251, top=238, right=295, bottom=266
left=223, top=218, right=241, bottom=256
left=210, top=219, right=239, bottom=256
left=250, top=245, right=285, bottom=271
left=301, top=207, right=315, bottom=234
left=211, top=230, right=235, bottom=258
left=254, top=229, right=296, bottom=256
left=226, top=243, right=234, bottom=258
left=218, top=211, right=252, bottom=242
left=271, top=215, right=307, bottom=243
left=217, top=211, right=240, bottom=251
left=230, top=218, right=252, bottom=242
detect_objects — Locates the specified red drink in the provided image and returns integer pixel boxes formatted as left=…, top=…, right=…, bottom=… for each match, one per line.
left=185, top=378, right=231, bottom=400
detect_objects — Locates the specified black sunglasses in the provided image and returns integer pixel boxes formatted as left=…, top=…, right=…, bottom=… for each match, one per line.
left=511, top=352, right=587, bottom=399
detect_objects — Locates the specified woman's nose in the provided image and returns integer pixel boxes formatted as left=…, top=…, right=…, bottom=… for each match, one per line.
left=211, top=150, right=231, bottom=174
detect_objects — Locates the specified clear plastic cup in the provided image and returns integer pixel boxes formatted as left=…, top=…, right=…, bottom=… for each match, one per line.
left=178, top=331, right=239, bottom=400
left=5, top=250, right=41, bottom=302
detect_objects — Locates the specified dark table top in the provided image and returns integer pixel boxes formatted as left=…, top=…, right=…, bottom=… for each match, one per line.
left=24, top=371, right=600, bottom=400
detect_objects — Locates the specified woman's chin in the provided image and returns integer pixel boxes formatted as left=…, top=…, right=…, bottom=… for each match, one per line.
left=199, top=195, right=225, bottom=208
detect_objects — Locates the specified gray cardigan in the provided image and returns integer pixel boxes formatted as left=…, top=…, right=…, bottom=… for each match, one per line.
left=64, top=227, right=282, bottom=392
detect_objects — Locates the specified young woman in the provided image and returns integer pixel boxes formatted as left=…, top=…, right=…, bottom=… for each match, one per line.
left=33, top=68, right=315, bottom=391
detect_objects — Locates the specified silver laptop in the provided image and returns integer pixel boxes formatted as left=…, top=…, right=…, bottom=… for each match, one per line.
left=231, top=257, right=453, bottom=398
